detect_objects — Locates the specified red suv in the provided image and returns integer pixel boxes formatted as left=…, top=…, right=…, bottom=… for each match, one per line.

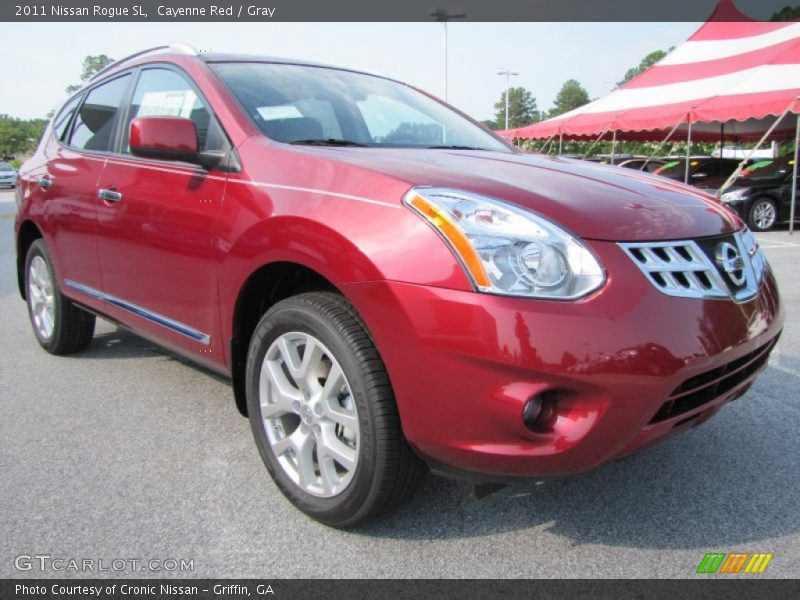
left=15, top=45, right=783, bottom=527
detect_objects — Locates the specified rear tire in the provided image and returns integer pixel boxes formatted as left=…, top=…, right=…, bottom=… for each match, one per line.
left=748, top=197, right=777, bottom=232
left=24, top=239, right=95, bottom=355
left=245, top=292, right=425, bottom=527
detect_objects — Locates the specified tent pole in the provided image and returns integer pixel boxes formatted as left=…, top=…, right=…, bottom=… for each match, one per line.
left=641, top=120, right=682, bottom=171
left=610, top=131, right=617, bottom=165
left=791, top=113, right=799, bottom=235
left=582, top=127, right=611, bottom=160
left=684, top=116, right=692, bottom=184
left=719, top=123, right=724, bottom=157
left=558, top=133, right=563, bottom=156
left=717, top=98, right=799, bottom=198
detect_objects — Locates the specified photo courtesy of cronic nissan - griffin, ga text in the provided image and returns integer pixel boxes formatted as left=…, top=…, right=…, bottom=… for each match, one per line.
left=14, top=44, right=783, bottom=527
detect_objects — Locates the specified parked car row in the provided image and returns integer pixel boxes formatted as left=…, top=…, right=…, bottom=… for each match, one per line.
left=581, top=155, right=796, bottom=232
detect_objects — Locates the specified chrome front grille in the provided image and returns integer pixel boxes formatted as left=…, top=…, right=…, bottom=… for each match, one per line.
left=620, top=230, right=766, bottom=302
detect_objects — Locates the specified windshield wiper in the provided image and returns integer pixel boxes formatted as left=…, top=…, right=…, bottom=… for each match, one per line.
left=426, top=145, right=485, bottom=150
left=290, top=138, right=368, bottom=147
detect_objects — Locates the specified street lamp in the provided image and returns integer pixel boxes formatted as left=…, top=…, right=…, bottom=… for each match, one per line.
left=497, top=68, right=519, bottom=130
left=430, top=8, right=465, bottom=102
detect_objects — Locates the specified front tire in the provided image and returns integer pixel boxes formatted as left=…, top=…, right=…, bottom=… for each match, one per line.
left=245, top=292, right=425, bottom=527
left=748, top=197, right=777, bottom=232
left=24, top=239, right=95, bottom=354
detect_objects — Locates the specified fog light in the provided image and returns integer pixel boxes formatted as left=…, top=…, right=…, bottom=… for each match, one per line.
left=522, top=391, right=557, bottom=432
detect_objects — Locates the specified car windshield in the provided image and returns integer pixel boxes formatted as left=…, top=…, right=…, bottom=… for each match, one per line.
left=740, top=157, right=794, bottom=181
left=652, top=159, right=685, bottom=178
left=210, top=62, right=511, bottom=152
left=0, top=163, right=13, bottom=172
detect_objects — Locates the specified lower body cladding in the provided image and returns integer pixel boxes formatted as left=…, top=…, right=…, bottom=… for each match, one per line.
left=342, top=242, right=783, bottom=481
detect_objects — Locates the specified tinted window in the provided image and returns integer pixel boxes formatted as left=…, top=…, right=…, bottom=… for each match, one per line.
left=694, top=161, right=719, bottom=177
left=211, top=62, right=510, bottom=151
left=123, top=68, right=226, bottom=153
left=0, top=162, right=13, bottom=172
left=69, top=75, right=131, bottom=152
left=53, top=94, right=82, bottom=142
left=740, top=158, right=794, bottom=181
left=653, top=160, right=685, bottom=178
left=718, top=161, right=739, bottom=176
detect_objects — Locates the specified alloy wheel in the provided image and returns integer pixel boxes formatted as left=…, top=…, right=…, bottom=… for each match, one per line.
left=259, top=331, right=359, bottom=498
left=752, top=200, right=776, bottom=230
left=28, top=255, right=55, bottom=340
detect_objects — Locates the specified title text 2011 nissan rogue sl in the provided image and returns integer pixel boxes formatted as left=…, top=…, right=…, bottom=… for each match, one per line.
left=15, top=46, right=783, bottom=527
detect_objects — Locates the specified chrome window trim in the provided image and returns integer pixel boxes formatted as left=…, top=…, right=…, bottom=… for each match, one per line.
left=64, top=280, right=211, bottom=345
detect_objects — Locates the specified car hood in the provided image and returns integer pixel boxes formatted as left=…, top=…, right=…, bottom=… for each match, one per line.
left=292, top=148, right=739, bottom=241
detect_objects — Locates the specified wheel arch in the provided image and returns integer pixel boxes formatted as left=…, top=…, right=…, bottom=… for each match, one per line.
left=229, top=260, right=344, bottom=416
left=16, top=219, right=44, bottom=300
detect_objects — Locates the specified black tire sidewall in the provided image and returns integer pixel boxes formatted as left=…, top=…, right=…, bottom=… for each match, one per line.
left=245, top=299, right=384, bottom=526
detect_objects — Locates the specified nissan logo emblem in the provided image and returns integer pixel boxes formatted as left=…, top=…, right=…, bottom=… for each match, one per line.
left=714, top=242, right=746, bottom=286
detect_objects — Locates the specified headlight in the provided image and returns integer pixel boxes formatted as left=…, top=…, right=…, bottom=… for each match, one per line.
left=403, top=187, right=605, bottom=299
left=720, top=188, right=748, bottom=203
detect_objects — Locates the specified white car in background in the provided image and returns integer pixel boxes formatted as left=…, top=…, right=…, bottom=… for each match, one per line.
left=0, top=162, right=18, bottom=187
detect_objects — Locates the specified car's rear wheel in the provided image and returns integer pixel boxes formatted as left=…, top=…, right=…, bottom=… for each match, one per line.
left=25, top=239, right=95, bottom=354
left=245, top=292, right=425, bottom=527
left=748, top=197, right=777, bottom=232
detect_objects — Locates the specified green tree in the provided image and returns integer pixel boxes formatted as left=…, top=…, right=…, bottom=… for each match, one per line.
left=770, top=5, right=800, bottom=20
left=65, top=54, right=115, bottom=94
left=493, top=87, right=540, bottom=129
left=549, top=79, right=590, bottom=118
left=0, top=115, right=47, bottom=156
left=617, top=49, right=669, bottom=87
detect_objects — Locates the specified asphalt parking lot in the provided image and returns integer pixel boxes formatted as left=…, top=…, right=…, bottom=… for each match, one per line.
left=1, top=186, right=798, bottom=578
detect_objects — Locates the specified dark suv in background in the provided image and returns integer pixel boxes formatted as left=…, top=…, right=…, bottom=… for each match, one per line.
left=719, top=157, right=799, bottom=231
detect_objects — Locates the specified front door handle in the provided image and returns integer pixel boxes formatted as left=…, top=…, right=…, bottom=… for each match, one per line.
left=98, top=188, right=123, bottom=203
left=38, top=176, right=52, bottom=189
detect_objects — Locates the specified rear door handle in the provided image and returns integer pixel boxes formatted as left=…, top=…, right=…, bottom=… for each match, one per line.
left=38, top=176, right=52, bottom=189
left=98, top=188, right=123, bottom=203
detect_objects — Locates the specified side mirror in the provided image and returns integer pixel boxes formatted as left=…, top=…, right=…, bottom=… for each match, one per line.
left=129, top=117, right=224, bottom=170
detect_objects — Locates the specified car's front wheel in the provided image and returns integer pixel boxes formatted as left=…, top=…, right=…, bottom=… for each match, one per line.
left=748, top=197, right=778, bottom=232
left=25, top=239, right=95, bottom=354
left=245, top=292, right=425, bottom=527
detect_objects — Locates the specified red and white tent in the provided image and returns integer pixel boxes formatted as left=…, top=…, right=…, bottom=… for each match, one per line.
left=511, top=2, right=800, bottom=142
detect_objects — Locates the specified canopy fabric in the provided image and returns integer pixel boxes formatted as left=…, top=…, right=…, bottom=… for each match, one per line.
left=511, top=5, right=800, bottom=141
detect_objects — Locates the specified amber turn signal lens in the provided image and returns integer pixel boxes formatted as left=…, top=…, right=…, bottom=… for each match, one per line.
left=408, top=194, right=491, bottom=288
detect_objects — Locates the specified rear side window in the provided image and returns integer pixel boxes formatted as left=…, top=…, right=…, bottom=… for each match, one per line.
left=52, top=95, right=82, bottom=142
left=69, top=74, right=131, bottom=152
left=123, top=68, right=226, bottom=153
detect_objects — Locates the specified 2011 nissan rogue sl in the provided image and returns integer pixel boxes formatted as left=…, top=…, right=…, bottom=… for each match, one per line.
left=15, top=45, right=783, bottom=527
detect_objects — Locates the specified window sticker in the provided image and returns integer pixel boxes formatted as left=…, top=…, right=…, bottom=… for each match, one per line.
left=654, top=160, right=680, bottom=174
left=138, top=90, right=198, bottom=119
left=256, top=105, right=304, bottom=121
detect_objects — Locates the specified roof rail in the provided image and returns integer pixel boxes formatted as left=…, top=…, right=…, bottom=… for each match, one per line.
left=89, top=43, right=199, bottom=82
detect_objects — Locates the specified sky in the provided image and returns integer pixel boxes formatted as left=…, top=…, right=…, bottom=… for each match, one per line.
left=0, top=21, right=702, bottom=122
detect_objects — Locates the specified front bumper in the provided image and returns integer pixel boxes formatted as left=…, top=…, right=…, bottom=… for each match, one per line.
left=343, top=238, right=783, bottom=479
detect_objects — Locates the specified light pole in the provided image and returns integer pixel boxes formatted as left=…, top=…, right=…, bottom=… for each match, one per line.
left=497, top=68, right=519, bottom=130
left=430, top=8, right=465, bottom=102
